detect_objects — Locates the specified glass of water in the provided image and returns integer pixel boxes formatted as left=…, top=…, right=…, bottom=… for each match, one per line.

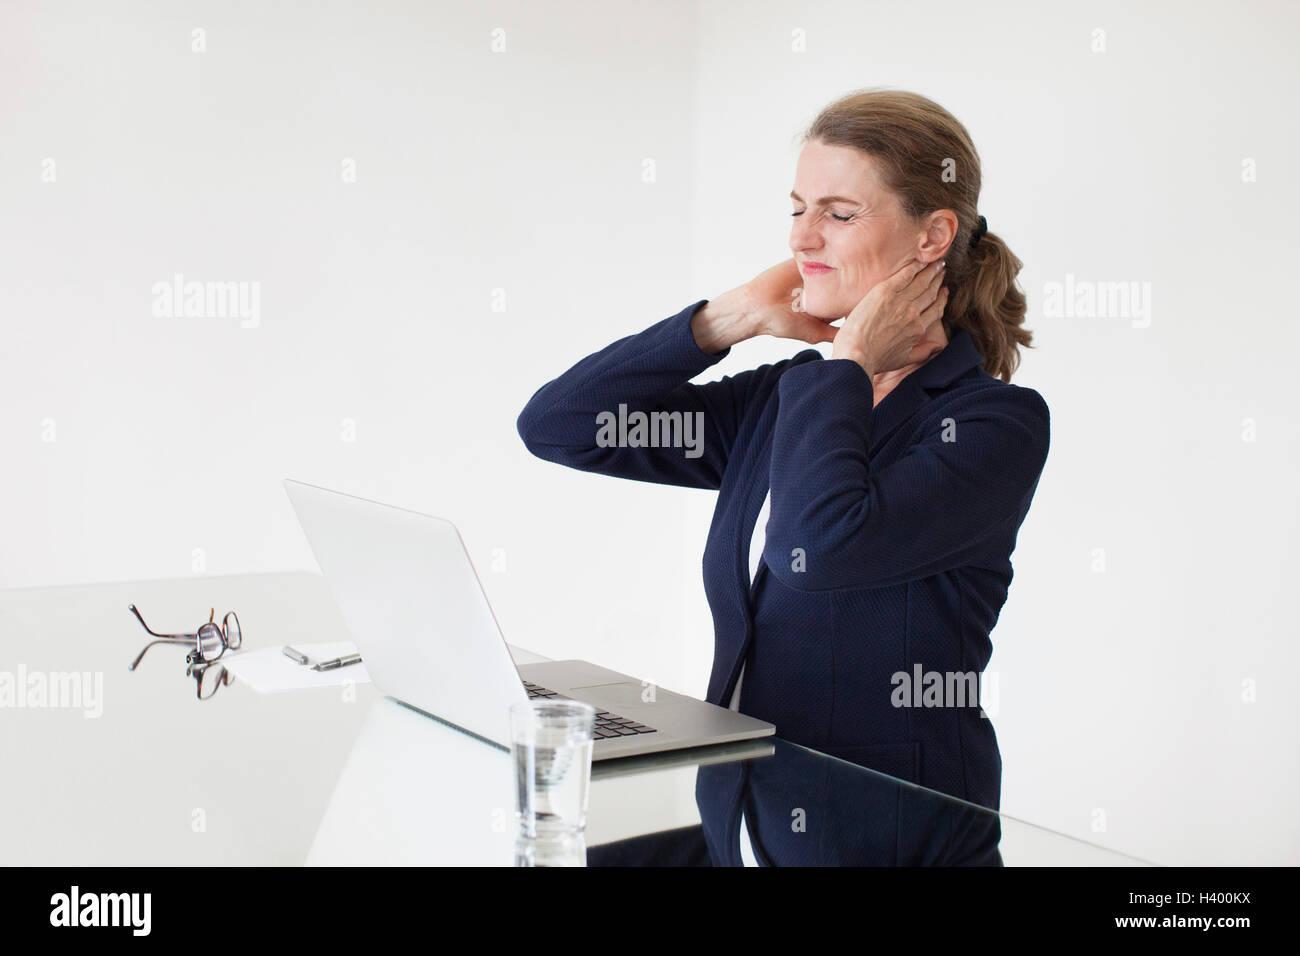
left=510, top=699, right=596, bottom=841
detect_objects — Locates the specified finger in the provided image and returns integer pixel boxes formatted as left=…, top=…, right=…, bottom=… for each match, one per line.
left=800, top=315, right=840, bottom=345
left=902, top=259, right=947, bottom=306
left=886, top=257, right=931, bottom=292
left=914, top=265, right=946, bottom=310
left=783, top=313, right=838, bottom=345
left=913, top=287, right=949, bottom=343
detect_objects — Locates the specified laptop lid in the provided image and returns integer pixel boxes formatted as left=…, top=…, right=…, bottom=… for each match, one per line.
left=283, top=479, right=527, bottom=747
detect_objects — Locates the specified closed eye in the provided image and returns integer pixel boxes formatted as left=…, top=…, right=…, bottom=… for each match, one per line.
left=791, top=210, right=853, bottom=222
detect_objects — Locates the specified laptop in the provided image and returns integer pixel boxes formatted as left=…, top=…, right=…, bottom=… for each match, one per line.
left=283, top=479, right=775, bottom=760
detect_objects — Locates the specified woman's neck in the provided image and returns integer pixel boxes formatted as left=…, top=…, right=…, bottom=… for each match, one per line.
left=871, top=366, right=919, bottom=407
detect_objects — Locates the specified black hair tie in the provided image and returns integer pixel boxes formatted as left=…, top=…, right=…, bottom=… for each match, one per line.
left=969, top=214, right=988, bottom=248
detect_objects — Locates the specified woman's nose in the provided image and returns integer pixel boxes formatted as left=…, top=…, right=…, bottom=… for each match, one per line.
left=790, top=220, right=822, bottom=253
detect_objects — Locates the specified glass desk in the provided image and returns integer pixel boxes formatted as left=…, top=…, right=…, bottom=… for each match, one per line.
left=0, top=571, right=1153, bottom=866
left=307, top=694, right=1152, bottom=866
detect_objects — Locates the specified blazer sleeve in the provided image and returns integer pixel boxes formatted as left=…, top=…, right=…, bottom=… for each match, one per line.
left=516, top=299, right=758, bottom=490
left=762, top=358, right=1051, bottom=591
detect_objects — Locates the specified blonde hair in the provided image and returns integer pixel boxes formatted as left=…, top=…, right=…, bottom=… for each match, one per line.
left=801, top=88, right=1031, bottom=382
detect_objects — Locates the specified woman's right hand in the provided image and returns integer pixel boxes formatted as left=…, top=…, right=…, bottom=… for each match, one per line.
left=692, top=258, right=839, bottom=354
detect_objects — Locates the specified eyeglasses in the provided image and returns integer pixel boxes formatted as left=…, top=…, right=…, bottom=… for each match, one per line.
left=185, top=659, right=235, bottom=700
left=127, top=604, right=242, bottom=671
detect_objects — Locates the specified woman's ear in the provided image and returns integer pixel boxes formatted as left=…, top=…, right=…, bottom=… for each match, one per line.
left=917, top=209, right=958, bottom=262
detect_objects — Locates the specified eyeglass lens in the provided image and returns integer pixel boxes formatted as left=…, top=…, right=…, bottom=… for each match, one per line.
left=223, top=612, right=242, bottom=650
left=197, top=622, right=225, bottom=662
left=196, top=664, right=228, bottom=699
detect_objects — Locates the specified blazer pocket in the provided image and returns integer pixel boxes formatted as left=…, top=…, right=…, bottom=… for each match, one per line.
left=819, top=741, right=922, bottom=786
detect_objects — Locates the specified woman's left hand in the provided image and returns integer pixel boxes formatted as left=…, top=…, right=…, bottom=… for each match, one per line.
left=831, top=258, right=948, bottom=376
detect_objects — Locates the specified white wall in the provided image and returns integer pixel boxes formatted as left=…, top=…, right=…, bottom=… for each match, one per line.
left=0, top=0, right=704, bottom=697
left=3, top=0, right=1296, bottom=866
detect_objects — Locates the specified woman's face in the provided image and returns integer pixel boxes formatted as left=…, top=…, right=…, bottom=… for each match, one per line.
left=789, top=140, right=937, bottom=320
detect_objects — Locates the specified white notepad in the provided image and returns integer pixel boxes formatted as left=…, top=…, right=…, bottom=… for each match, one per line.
left=218, top=642, right=372, bottom=693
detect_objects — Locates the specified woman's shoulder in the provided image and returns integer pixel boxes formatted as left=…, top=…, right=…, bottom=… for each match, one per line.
left=916, top=371, right=1050, bottom=451
left=940, top=368, right=1048, bottom=415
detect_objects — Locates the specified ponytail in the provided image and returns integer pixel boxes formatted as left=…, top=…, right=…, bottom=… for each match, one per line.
left=945, top=229, right=1031, bottom=384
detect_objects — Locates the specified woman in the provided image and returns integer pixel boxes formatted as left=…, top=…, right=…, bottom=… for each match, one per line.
left=516, top=89, right=1049, bottom=812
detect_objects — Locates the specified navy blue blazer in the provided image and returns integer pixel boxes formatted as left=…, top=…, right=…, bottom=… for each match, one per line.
left=516, top=299, right=1050, bottom=811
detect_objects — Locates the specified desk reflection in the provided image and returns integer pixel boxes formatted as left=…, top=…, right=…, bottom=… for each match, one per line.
left=588, top=739, right=1001, bottom=866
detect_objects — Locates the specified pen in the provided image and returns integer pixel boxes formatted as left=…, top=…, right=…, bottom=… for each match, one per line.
left=312, top=653, right=362, bottom=672
left=282, top=646, right=310, bottom=666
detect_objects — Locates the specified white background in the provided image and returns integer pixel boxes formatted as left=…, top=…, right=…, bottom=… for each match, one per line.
left=2, top=0, right=1296, bottom=865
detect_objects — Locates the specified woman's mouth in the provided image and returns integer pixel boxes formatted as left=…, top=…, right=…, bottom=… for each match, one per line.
left=801, top=262, right=833, bottom=275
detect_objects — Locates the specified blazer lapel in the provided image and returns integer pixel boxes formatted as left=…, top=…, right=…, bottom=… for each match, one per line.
left=869, top=329, right=984, bottom=447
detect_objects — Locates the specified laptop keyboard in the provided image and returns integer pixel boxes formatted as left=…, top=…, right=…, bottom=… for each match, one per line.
left=523, top=681, right=659, bottom=739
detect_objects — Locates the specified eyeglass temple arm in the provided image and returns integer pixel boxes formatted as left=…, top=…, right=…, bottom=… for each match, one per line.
left=127, top=605, right=202, bottom=671
left=128, top=604, right=198, bottom=641
left=129, top=637, right=201, bottom=671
